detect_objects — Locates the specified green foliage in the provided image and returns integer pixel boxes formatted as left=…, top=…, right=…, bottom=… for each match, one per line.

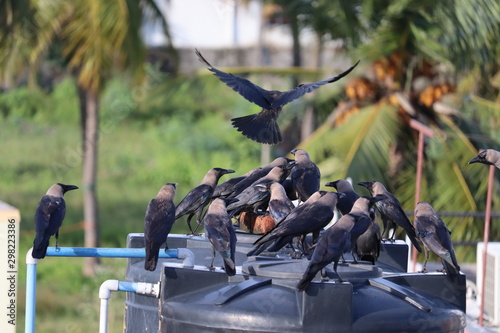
left=0, top=74, right=269, bottom=332
left=0, top=78, right=79, bottom=123
left=301, top=104, right=401, bottom=185
left=0, top=86, right=46, bottom=119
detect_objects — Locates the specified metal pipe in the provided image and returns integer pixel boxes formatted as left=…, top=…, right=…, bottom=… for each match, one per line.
left=25, top=249, right=38, bottom=333
left=411, top=130, right=425, bottom=272
left=479, top=165, right=494, bottom=326
left=409, top=119, right=434, bottom=272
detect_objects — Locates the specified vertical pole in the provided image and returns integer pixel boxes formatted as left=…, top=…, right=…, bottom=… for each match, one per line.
left=411, top=131, right=425, bottom=272
left=409, top=120, right=433, bottom=272
left=25, top=249, right=38, bottom=333
left=479, top=164, right=494, bottom=326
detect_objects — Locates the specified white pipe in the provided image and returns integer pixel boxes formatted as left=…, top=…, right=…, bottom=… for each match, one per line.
left=178, top=248, right=195, bottom=268
left=99, top=280, right=160, bottom=333
left=25, top=248, right=38, bottom=333
left=99, top=280, right=119, bottom=333
left=99, top=298, right=109, bottom=333
left=134, top=282, right=160, bottom=296
left=99, top=280, right=120, bottom=299
left=25, top=246, right=195, bottom=333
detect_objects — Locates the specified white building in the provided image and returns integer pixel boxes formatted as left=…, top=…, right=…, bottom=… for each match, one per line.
left=142, top=0, right=347, bottom=72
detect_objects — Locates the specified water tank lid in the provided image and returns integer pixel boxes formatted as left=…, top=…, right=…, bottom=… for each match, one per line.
left=214, top=278, right=271, bottom=306
left=242, top=257, right=382, bottom=280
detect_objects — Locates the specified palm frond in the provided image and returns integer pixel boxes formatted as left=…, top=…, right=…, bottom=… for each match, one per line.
left=299, top=102, right=400, bottom=184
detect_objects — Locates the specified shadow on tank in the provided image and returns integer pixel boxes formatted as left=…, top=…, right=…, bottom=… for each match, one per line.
left=124, top=232, right=466, bottom=333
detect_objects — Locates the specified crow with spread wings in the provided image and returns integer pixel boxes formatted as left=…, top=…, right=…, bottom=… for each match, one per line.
left=196, top=49, right=359, bottom=145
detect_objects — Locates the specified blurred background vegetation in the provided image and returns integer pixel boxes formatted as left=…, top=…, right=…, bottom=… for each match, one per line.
left=1, top=0, right=500, bottom=332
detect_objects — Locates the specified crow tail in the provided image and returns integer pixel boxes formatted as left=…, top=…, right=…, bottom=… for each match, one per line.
left=32, top=238, right=50, bottom=259
left=144, top=243, right=161, bottom=271
left=231, top=112, right=282, bottom=145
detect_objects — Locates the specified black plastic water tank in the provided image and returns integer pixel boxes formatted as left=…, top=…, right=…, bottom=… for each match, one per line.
left=124, top=232, right=253, bottom=332
left=124, top=233, right=466, bottom=333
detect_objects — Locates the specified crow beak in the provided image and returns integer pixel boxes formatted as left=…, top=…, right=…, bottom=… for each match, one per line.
left=324, top=181, right=338, bottom=188
left=468, top=156, right=480, bottom=165
left=59, top=184, right=79, bottom=193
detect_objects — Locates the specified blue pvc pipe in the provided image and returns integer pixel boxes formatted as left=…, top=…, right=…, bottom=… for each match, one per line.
left=45, top=247, right=178, bottom=258
left=118, top=281, right=138, bottom=293
left=25, top=263, right=37, bottom=333
left=26, top=247, right=180, bottom=333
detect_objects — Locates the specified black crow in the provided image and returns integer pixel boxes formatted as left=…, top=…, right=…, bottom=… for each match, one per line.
left=325, top=179, right=360, bottom=215
left=355, top=219, right=381, bottom=265
left=175, top=168, right=234, bottom=234
left=296, top=195, right=381, bottom=290
left=290, top=149, right=321, bottom=203
left=256, top=181, right=295, bottom=225
left=296, top=213, right=353, bottom=291
left=358, top=181, right=422, bottom=252
left=468, top=149, right=500, bottom=169
left=226, top=164, right=294, bottom=217
left=212, top=172, right=250, bottom=199
left=281, top=178, right=298, bottom=201
left=204, top=198, right=239, bottom=276
left=227, top=157, right=293, bottom=198
left=196, top=48, right=359, bottom=144
left=248, top=191, right=345, bottom=256
left=414, top=202, right=460, bottom=278
left=247, top=190, right=325, bottom=256
left=32, top=183, right=78, bottom=259
left=144, top=183, right=177, bottom=271
left=346, top=196, right=384, bottom=263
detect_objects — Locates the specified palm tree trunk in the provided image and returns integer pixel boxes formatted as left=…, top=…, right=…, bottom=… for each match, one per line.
left=78, top=86, right=87, bottom=154
left=79, top=86, right=100, bottom=277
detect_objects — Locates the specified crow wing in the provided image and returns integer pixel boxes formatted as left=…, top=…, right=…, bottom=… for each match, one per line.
left=272, top=60, right=360, bottom=107
left=196, top=49, right=271, bottom=108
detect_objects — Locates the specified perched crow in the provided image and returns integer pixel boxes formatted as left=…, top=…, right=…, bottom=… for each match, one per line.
left=247, top=190, right=325, bottom=256
left=226, top=157, right=293, bottom=198
left=196, top=48, right=359, bottom=144
left=414, top=202, right=460, bottom=278
left=358, top=181, right=422, bottom=252
left=325, top=179, right=360, bottom=215
left=355, top=219, right=381, bottom=265
left=296, top=196, right=381, bottom=290
left=346, top=196, right=384, bottom=263
left=32, top=183, right=78, bottom=259
left=204, top=198, right=239, bottom=276
left=175, top=168, right=234, bottom=234
left=468, top=149, right=500, bottom=169
left=248, top=191, right=345, bottom=256
left=212, top=174, right=249, bottom=199
left=256, top=181, right=295, bottom=225
left=296, top=214, right=353, bottom=291
left=281, top=178, right=298, bottom=201
left=226, top=164, right=294, bottom=217
left=290, top=149, right=321, bottom=203
left=144, top=183, right=177, bottom=271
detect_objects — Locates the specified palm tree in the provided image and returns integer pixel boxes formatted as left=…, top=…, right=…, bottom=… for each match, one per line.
left=0, top=0, right=34, bottom=88
left=26, top=0, right=171, bottom=275
left=297, top=0, right=500, bottom=260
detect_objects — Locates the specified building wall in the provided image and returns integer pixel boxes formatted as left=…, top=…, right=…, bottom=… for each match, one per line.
left=144, top=0, right=349, bottom=73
